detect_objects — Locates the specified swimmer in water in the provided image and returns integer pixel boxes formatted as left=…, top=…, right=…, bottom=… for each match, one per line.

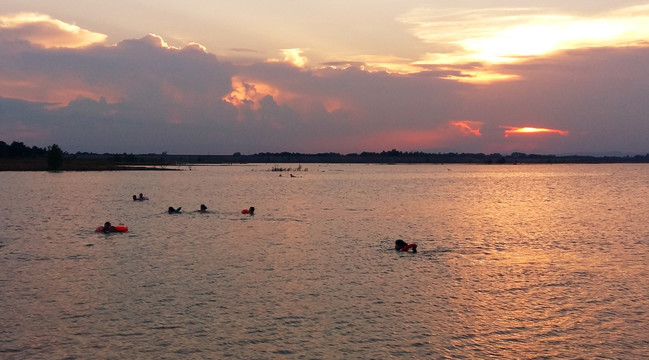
left=168, top=206, right=182, bottom=214
left=102, top=221, right=116, bottom=233
left=395, top=239, right=408, bottom=250
left=395, top=239, right=417, bottom=253
left=199, top=204, right=207, bottom=213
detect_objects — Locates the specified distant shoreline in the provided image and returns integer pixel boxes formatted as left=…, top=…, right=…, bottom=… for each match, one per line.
left=0, top=158, right=179, bottom=172
left=2, top=150, right=649, bottom=171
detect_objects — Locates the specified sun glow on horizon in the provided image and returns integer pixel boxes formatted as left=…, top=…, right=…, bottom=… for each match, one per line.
left=502, top=126, right=569, bottom=137
left=401, top=5, right=649, bottom=66
left=442, top=70, right=520, bottom=83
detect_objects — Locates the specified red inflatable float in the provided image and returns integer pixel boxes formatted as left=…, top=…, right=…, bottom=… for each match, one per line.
left=400, top=243, right=417, bottom=252
left=95, top=224, right=128, bottom=232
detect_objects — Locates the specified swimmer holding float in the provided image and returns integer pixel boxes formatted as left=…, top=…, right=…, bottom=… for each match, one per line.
left=395, top=239, right=417, bottom=253
left=96, top=221, right=128, bottom=233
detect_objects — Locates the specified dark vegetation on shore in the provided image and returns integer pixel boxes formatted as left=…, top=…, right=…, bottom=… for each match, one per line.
left=2, top=141, right=649, bottom=171
left=0, top=141, right=175, bottom=171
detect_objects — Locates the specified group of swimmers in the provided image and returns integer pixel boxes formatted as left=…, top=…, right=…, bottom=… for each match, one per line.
left=167, top=205, right=254, bottom=215
left=114, top=194, right=417, bottom=252
left=99, top=193, right=255, bottom=232
left=99, top=219, right=417, bottom=253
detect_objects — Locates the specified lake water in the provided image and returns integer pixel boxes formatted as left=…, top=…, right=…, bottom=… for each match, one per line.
left=1, top=163, right=649, bottom=359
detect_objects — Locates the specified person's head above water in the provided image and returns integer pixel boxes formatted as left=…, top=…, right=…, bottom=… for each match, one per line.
left=395, top=239, right=417, bottom=253
left=249, top=206, right=255, bottom=214
left=168, top=207, right=175, bottom=214
left=200, top=204, right=207, bottom=212
left=133, top=195, right=137, bottom=201
left=102, top=221, right=114, bottom=233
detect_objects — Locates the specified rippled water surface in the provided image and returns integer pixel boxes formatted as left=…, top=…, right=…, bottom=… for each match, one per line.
left=2, top=164, right=649, bottom=359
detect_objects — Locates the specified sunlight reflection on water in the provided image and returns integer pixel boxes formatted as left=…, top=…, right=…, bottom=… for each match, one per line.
left=1, top=164, right=649, bottom=358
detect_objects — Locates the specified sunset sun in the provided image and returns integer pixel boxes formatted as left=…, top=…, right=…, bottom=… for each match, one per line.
left=502, top=126, right=570, bottom=137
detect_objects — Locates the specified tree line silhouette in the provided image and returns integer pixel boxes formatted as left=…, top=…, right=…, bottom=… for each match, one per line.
left=0, top=141, right=47, bottom=158
left=2, top=141, right=649, bottom=171
left=1, top=141, right=64, bottom=170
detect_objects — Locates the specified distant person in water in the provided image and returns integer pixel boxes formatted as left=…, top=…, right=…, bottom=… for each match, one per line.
left=168, top=206, right=182, bottom=214
left=394, top=239, right=407, bottom=250
left=395, top=239, right=417, bottom=253
left=133, top=193, right=148, bottom=201
left=102, top=222, right=116, bottom=233
left=200, top=204, right=208, bottom=213
left=242, top=206, right=255, bottom=215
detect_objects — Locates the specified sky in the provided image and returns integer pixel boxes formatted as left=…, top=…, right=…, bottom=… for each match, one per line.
left=1, top=1, right=649, bottom=155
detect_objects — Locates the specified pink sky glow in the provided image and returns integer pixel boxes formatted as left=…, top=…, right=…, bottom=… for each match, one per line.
left=1, top=4, right=649, bottom=155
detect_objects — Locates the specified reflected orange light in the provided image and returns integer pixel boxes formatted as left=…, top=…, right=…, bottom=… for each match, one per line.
left=501, top=126, right=569, bottom=137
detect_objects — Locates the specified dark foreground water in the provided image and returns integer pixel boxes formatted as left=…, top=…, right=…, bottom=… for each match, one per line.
left=1, top=164, right=649, bottom=359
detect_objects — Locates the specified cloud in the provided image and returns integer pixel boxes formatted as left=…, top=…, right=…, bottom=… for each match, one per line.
left=452, top=121, right=483, bottom=136
left=399, top=5, right=649, bottom=65
left=0, top=12, right=106, bottom=48
left=0, top=32, right=230, bottom=106
left=265, top=48, right=309, bottom=68
left=2, top=13, right=649, bottom=155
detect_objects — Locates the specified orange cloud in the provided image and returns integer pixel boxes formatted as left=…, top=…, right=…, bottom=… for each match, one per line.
left=0, top=13, right=106, bottom=48
left=451, top=120, right=483, bottom=136
left=223, top=76, right=347, bottom=120
left=223, top=76, right=294, bottom=110
left=501, top=126, right=569, bottom=137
